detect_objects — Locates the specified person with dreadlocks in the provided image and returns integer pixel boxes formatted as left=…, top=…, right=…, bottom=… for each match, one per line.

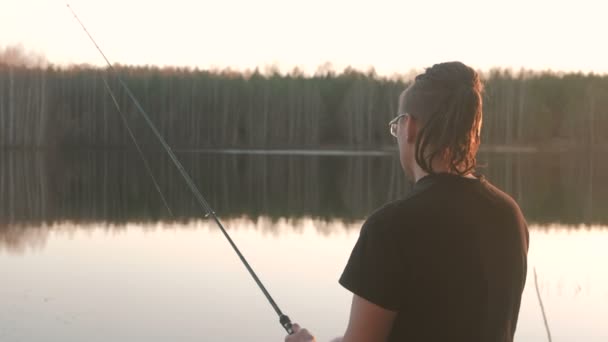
left=285, top=61, right=529, bottom=342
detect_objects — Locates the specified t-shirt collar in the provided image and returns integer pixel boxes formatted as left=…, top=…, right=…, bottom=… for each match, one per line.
left=413, top=172, right=484, bottom=192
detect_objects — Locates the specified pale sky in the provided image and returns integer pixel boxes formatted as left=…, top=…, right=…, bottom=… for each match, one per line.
left=2, top=0, right=607, bottom=75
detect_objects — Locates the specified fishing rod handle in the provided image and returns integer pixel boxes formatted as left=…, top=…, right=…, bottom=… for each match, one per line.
left=280, top=314, right=294, bottom=335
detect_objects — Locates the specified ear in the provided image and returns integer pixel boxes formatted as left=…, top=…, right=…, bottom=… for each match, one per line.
left=405, top=115, right=418, bottom=144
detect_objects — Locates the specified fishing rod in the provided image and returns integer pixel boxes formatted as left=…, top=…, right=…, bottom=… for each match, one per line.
left=100, top=75, right=173, bottom=217
left=65, top=3, right=294, bottom=335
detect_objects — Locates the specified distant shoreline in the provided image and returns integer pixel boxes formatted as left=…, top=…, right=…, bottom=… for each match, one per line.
left=0, top=144, right=605, bottom=154
left=177, top=144, right=605, bottom=155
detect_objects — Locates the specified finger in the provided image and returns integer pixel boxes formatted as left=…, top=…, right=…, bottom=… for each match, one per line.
left=300, top=328, right=314, bottom=339
left=285, top=324, right=301, bottom=342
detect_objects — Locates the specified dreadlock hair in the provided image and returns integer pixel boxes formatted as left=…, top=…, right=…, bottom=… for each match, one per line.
left=401, top=61, right=483, bottom=176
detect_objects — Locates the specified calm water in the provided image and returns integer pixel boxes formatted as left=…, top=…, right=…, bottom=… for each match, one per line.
left=1, top=151, right=607, bottom=341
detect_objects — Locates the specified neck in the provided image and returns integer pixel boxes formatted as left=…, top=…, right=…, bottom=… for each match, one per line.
left=411, top=159, right=475, bottom=183
left=412, top=166, right=429, bottom=183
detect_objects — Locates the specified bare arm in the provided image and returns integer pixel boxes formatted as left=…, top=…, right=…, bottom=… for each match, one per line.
left=286, top=294, right=397, bottom=342
left=341, top=294, right=397, bottom=342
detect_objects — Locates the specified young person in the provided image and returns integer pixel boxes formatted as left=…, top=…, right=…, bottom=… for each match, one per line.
left=286, top=62, right=529, bottom=342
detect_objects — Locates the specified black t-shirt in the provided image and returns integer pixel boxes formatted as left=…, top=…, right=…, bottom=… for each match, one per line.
left=339, top=173, right=529, bottom=342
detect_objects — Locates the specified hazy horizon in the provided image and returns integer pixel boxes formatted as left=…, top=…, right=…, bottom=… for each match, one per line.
left=4, top=43, right=608, bottom=80
left=2, top=0, right=607, bottom=76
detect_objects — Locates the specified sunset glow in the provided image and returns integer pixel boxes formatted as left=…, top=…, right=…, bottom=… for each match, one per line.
left=2, top=0, right=607, bottom=74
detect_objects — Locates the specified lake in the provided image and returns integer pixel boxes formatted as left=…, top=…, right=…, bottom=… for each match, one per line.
left=1, top=150, right=607, bottom=341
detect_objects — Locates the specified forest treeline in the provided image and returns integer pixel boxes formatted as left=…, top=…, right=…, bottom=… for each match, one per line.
left=1, top=62, right=607, bottom=149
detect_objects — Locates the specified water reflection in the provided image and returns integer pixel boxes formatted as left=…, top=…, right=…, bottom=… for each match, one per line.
left=1, top=150, right=607, bottom=251
left=1, top=149, right=606, bottom=341
left=1, top=150, right=412, bottom=225
left=2, top=150, right=607, bottom=223
left=1, top=219, right=606, bottom=342
left=0, top=225, right=50, bottom=255
left=0, top=217, right=358, bottom=256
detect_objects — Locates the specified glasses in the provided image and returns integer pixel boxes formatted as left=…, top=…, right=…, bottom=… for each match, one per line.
left=388, top=113, right=408, bottom=137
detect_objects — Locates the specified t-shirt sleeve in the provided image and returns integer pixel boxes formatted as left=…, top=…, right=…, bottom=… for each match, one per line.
left=338, top=220, right=404, bottom=311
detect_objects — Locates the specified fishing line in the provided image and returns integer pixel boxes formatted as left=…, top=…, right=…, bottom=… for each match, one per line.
left=100, top=75, right=173, bottom=217
left=65, top=3, right=294, bottom=335
left=533, top=267, right=552, bottom=342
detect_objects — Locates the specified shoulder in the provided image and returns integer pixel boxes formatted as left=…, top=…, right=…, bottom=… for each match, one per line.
left=479, top=176, right=530, bottom=249
left=480, top=178, right=526, bottom=217
left=360, top=196, right=422, bottom=237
